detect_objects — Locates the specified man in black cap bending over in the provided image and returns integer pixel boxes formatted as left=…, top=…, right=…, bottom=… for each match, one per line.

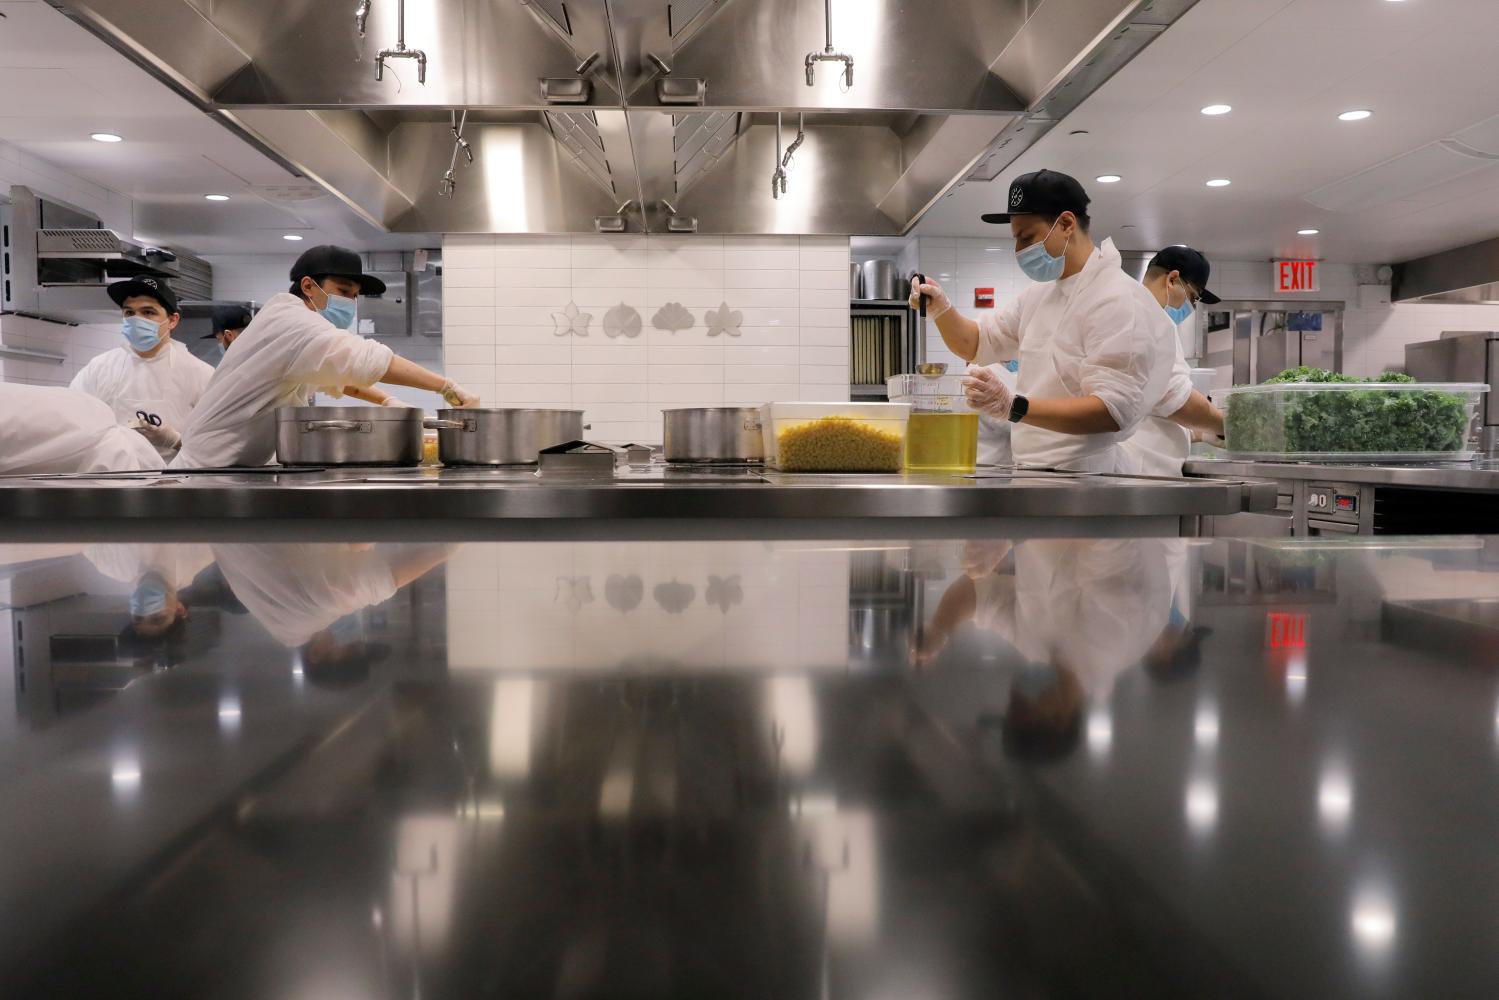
left=171, top=245, right=478, bottom=469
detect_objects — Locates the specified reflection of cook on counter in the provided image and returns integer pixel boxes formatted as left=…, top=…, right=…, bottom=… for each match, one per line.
left=919, top=538, right=1194, bottom=757
left=84, top=543, right=216, bottom=642
left=211, top=542, right=453, bottom=679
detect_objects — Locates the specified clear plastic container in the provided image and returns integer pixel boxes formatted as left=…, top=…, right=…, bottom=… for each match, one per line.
left=1222, top=381, right=1488, bottom=462
left=761, top=402, right=911, bottom=472
left=887, top=373, right=979, bottom=473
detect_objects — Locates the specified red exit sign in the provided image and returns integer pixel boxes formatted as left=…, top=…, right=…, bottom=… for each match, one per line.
left=1266, top=612, right=1309, bottom=649
left=1274, top=259, right=1319, bottom=294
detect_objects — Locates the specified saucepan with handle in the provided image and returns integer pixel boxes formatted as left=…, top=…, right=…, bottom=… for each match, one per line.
left=424, top=407, right=588, bottom=466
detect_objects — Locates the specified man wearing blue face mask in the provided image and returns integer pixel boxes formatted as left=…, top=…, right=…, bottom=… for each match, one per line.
left=911, top=169, right=1176, bottom=473
left=69, top=277, right=214, bottom=461
left=1123, top=246, right=1226, bottom=476
left=171, top=245, right=479, bottom=469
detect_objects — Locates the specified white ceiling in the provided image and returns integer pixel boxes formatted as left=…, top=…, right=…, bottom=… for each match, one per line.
left=0, top=0, right=430, bottom=255
left=917, top=0, right=1499, bottom=265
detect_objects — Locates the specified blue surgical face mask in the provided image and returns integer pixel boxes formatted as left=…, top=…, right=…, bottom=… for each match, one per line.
left=121, top=315, right=163, bottom=353
left=212, top=342, right=226, bottom=362
left=1002, top=360, right=1020, bottom=374
left=1015, top=219, right=1068, bottom=283
left=130, top=573, right=169, bottom=618
left=1013, top=662, right=1060, bottom=700
left=328, top=613, right=363, bottom=644
left=1165, top=280, right=1196, bottom=326
left=316, top=287, right=358, bottom=330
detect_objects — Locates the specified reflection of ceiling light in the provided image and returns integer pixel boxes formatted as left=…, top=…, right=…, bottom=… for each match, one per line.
left=282, top=234, right=305, bottom=241
left=1096, top=174, right=1122, bottom=183
left=1185, top=777, right=1218, bottom=834
left=1201, top=104, right=1232, bottom=116
left=90, top=132, right=123, bottom=143
left=1206, top=178, right=1232, bottom=188
left=1087, top=709, right=1112, bottom=757
left=1338, top=109, right=1373, bottom=122
left=204, top=194, right=230, bottom=202
left=1194, top=706, right=1220, bottom=748
left=1298, top=228, right=1321, bottom=236
left=1351, top=888, right=1397, bottom=953
left=1318, top=769, right=1353, bottom=832
left=111, top=758, right=142, bottom=792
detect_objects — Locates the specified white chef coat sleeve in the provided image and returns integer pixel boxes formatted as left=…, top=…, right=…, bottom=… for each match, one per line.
left=1076, top=297, right=1157, bottom=433
left=971, top=296, right=1023, bottom=366
left=282, top=314, right=395, bottom=392
left=1154, top=336, right=1194, bottom=419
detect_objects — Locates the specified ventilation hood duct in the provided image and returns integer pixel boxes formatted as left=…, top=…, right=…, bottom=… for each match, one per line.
left=1393, top=236, right=1499, bottom=305
left=48, top=0, right=1199, bottom=235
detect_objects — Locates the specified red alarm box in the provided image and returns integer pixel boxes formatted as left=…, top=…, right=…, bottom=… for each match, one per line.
left=974, top=287, right=995, bottom=308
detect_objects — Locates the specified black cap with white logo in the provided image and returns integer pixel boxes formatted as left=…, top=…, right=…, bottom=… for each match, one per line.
left=1150, top=245, right=1222, bottom=305
left=107, top=276, right=179, bottom=313
left=288, top=244, right=387, bottom=297
left=982, top=169, right=1091, bottom=225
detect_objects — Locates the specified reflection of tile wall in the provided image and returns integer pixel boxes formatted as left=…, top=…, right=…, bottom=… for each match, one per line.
left=445, top=541, right=851, bottom=674
left=441, top=234, right=853, bottom=444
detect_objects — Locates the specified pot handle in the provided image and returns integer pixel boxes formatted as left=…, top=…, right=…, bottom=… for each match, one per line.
left=423, top=418, right=472, bottom=431
left=302, top=419, right=371, bottom=433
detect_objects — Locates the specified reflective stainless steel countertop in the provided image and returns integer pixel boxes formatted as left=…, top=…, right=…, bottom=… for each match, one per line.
left=1188, top=456, right=1499, bottom=491
left=3, top=532, right=1499, bottom=997
left=0, top=466, right=1277, bottom=541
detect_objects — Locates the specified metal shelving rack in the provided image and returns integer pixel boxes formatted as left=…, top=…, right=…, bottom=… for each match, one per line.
left=849, top=298, right=923, bottom=400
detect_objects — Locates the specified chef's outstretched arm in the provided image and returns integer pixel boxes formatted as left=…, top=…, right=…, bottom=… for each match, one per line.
left=379, top=354, right=480, bottom=407
left=1168, top=391, right=1224, bottom=436
left=963, top=365, right=1121, bottom=434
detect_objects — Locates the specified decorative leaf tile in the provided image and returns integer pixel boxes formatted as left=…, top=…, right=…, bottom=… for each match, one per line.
left=603, top=301, right=642, bottom=339
left=652, top=301, right=694, bottom=334
left=704, top=302, right=743, bottom=338
left=551, top=301, right=591, bottom=338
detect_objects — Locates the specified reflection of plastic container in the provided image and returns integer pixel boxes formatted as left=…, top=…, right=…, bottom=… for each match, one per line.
left=1222, top=382, right=1488, bottom=462
left=761, top=402, right=910, bottom=472
left=887, top=373, right=978, bottom=473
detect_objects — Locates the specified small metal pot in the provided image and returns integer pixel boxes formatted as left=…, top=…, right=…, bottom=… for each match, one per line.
left=662, top=407, right=765, bottom=464
left=425, top=407, right=586, bottom=466
left=859, top=258, right=901, bottom=301
left=275, top=406, right=424, bottom=466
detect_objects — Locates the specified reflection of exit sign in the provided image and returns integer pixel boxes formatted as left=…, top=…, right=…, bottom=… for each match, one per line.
left=1275, top=259, right=1319, bottom=293
left=1266, top=612, right=1308, bottom=649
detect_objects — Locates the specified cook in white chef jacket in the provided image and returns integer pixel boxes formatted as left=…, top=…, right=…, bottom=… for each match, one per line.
left=68, top=277, right=213, bottom=461
left=171, top=245, right=481, bottom=470
left=917, top=537, right=1180, bottom=757
left=84, top=542, right=216, bottom=641
left=211, top=541, right=452, bottom=683
left=977, top=361, right=1018, bottom=467
left=1121, top=246, right=1227, bottom=477
left=0, top=384, right=162, bottom=475
left=202, top=303, right=254, bottom=362
left=911, top=169, right=1174, bottom=474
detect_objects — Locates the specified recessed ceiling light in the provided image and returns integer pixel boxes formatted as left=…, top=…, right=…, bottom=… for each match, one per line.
left=1206, top=178, right=1232, bottom=187
left=1096, top=174, right=1122, bottom=184
left=282, top=234, right=305, bottom=241
left=1120, top=224, right=1137, bottom=230
left=90, top=132, right=122, bottom=143
left=1201, top=104, right=1232, bottom=116
left=1298, top=228, right=1321, bottom=236
left=1338, top=109, right=1373, bottom=121
left=1069, top=129, right=1090, bottom=136
left=204, top=194, right=230, bottom=202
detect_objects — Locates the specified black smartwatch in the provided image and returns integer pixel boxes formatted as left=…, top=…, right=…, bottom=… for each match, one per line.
left=1008, top=394, right=1029, bottom=423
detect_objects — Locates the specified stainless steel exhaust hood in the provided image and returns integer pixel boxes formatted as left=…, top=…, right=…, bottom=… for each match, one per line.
left=1393, top=236, right=1499, bottom=305
left=48, top=0, right=1198, bottom=236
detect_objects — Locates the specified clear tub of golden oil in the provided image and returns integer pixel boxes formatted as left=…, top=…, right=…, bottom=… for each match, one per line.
left=887, top=372, right=980, bottom=473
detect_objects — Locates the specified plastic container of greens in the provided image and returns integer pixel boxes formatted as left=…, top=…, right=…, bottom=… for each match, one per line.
left=1222, top=380, right=1488, bottom=462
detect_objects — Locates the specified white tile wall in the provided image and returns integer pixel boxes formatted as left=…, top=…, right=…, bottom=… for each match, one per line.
left=441, top=234, right=853, bottom=444
left=913, top=237, right=1499, bottom=381
left=0, top=314, right=119, bottom=387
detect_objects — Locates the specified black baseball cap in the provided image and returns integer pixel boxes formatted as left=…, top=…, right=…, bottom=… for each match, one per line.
left=982, top=169, right=1091, bottom=225
left=108, top=276, right=179, bottom=313
left=201, top=304, right=255, bottom=339
left=288, top=245, right=386, bottom=296
left=1150, top=245, right=1221, bottom=305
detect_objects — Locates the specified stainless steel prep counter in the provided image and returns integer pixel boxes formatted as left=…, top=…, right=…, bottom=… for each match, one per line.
left=1187, top=458, right=1499, bottom=536
left=0, top=466, right=1277, bottom=541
